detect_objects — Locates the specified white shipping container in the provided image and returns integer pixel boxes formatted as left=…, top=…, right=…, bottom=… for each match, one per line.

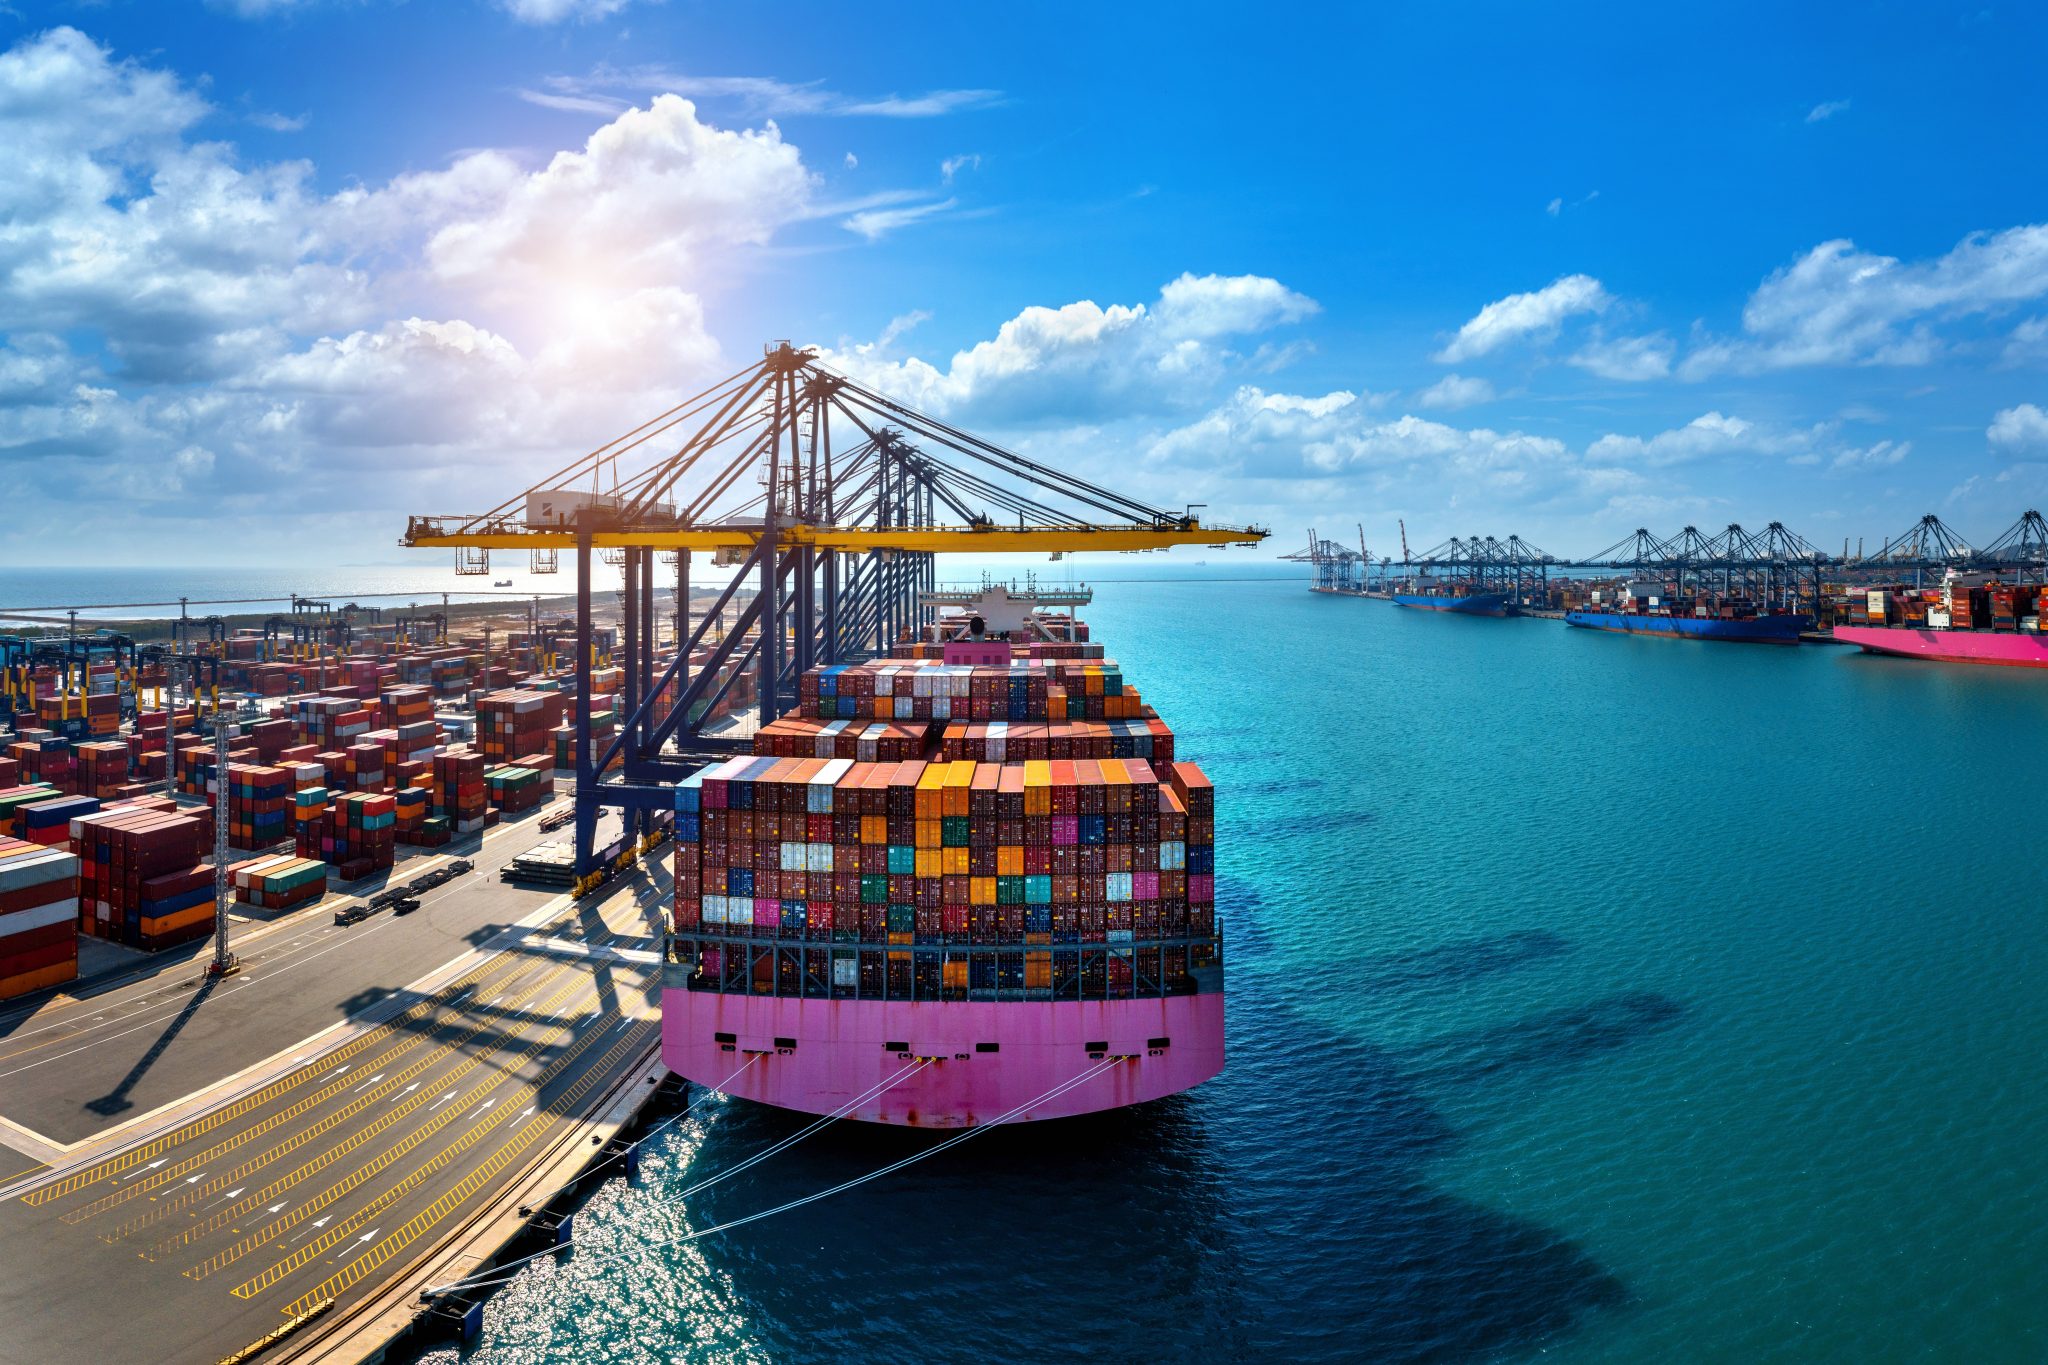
left=1928, top=610, right=1951, bottom=629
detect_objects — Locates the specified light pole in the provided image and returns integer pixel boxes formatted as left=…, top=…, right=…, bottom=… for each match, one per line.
left=208, top=710, right=238, bottom=979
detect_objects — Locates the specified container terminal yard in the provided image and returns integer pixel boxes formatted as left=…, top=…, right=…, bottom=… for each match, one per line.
left=0, top=343, right=1264, bottom=1363
left=1287, top=513, right=2048, bottom=663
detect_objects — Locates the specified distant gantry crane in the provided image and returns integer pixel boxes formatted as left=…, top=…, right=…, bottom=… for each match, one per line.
left=1298, top=510, right=2048, bottom=606
left=402, top=341, right=1267, bottom=887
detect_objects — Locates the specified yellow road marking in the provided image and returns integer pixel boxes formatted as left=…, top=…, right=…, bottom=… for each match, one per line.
left=92, top=957, right=573, bottom=1243
left=24, top=955, right=516, bottom=1207
left=275, top=1019, right=655, bottom=1318
left=166, top=967, right=593, bottom=1273
left=237, top=1005, right=650, bottom=1303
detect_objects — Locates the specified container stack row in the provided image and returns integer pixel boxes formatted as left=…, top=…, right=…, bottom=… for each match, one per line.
left=70, top=802, right=215, bottom=948
left=230, top=855, right=329, bottom=912
left=0, top=837, right=79, bottom=1000
left=797, top=659, right=1142, bottom=723
left=672, top=747, right=1217, bottom=1001
left=434, top=751, right=489, bottom=834
left=224, top=764, right=293, bottom=850
left=476, top=690, right=566, bottom=763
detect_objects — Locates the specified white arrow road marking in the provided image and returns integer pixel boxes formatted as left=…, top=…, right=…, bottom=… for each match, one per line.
left=510, top=1105, right=536, bottom=1132
left=211, top=1187, right=245, bottom=1205
left=322, top=1063, right=351, bottom=1080
left=289, top=1216, right=330, bottom=1244
left=350, top=1073, right=385, bottom=1093
left=428, top=1091, right=463, bottom=1110
left=119, top=1159, right=169, bottom=1183
left=389, top=1083, right=421, bottom=1103
left=184, top=1172, right=207, bottom=1184
left=266, top=1202, right=288, bottom=1214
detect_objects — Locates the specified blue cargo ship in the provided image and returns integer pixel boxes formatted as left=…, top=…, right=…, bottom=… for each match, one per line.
left=1564, top=610, right=1810, bottom=643
left=1393, top=592, right=1511, bottom=616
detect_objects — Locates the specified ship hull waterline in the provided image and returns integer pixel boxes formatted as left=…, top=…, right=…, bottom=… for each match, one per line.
left=1831, top=625, right=2048, bottom=669
left=1564, top=610, right=1811, bottom=644
left=1392, top=592, right=1510, bottom=617
left=663, top=982, right=1225, bottom=1128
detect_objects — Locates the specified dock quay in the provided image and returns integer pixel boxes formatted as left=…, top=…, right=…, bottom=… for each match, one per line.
left=0, top=803, right=672, bottom=1365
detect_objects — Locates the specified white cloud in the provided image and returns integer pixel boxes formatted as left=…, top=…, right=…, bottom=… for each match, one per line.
left=495, top=0, right=646, bottom=22
left=1435, top=274, right=1611, bottom=363
left=248, top=109, right=308, bottom=132
left=1989, top=403, right=2048, bottom=452
left=1414, top=374, right=1495, bottom=410
left=842, top=197, right=956, bottom=240
left=538, top=68, right=1001, bottom=119
left=1831, top=438, right=1908, bottom=471
left=941, top=152, right=981, bottom=183
left=517, top=88, right=631, bottom=115
left=2003, top=316, right=2048, bottom=365
left=1806, top=99, right=1851, bottom=123
left=1546, top=197, right=1562, bottom=217
left=326, top=94, right=814, bottom=305
left=1571, top=331, right=1675, bottom=381
left=0, top=27, right=827, bottom=556
left=1683, top=224, right=2048, bottom=376
left=843, top=151, right=858, bottom=170
left=822, top=273, right=1319, bottom=421
left=1586, top=412, right=1828, bottom=467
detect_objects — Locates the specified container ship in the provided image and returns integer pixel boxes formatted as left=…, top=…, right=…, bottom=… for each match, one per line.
left=1392, top=589, right=1511, bottom=616
left=1831, top=573, right=2048, bottom=669
left=662, top=587, right=1223, bottom=1128
left=1564, top=584, right=1809, bottom=643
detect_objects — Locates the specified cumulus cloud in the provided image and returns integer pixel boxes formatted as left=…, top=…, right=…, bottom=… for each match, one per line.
left=0, top=27, right=828, bottom=555
left=1585, top=411, right=1851, bottom=469
left=1989, top=403, right=2048, bottom=452
left=822, top=273, right=1319, bottom=422
left=1435, top=274, right=1610, bottom=363
left=1682, top=224, right=2048, bottom=377
left=1414, top=374, right=1495, bottom=410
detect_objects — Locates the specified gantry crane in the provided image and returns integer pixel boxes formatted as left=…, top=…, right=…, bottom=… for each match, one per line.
left=402, top=341, right=1266, bottom=888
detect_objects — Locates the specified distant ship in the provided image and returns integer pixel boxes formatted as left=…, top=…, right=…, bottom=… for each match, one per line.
left=1392, top=591, right=1510, bottom=616
left=492, top=579, right=513, bottom=586
left=1565, top=609, right=1809, bottom=644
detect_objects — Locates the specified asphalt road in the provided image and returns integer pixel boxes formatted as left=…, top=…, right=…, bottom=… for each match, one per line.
left=0, top=812, right=673, bottom=1365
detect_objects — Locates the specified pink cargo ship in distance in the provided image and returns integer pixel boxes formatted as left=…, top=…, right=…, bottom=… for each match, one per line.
left=1833, top=571, right=2048, bottom=670
left=663, top=585, right=1224, bottom=1128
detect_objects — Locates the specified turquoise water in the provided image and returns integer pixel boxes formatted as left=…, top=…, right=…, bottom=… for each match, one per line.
left=424, top=579, right=2048, bottom=1362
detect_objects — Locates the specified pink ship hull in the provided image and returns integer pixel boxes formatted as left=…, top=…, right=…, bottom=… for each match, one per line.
left=1833, top=626, right=2048, bottom=669
left=661, top=985, right=1225, bottom=1128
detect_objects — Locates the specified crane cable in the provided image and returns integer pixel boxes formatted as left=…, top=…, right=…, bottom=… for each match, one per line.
left=425, top=1055, right=1128, bottom=1302
left=424, top=1055, right=935, bottom=1299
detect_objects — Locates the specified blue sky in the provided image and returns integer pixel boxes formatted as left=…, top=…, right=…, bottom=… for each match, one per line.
left=4, top=0, right=2047, bottom=564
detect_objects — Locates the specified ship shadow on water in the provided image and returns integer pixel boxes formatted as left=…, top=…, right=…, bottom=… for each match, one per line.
left=662, top=900, right=1673, bottom=1364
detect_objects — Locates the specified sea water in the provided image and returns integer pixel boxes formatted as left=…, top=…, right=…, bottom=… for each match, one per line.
left=420, top=576, right=2048, bottom=1363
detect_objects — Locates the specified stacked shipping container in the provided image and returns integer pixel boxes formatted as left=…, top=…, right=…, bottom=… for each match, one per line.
left=0, top=836, right=79, bottom=999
